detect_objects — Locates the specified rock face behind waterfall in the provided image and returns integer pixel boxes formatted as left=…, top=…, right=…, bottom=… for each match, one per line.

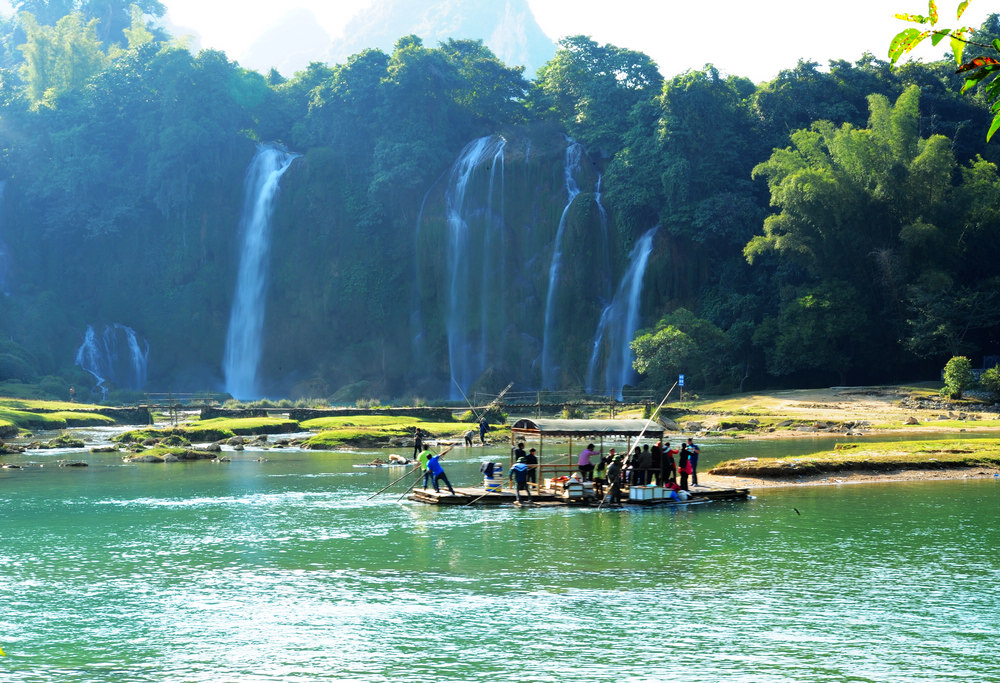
left=257, top=125, right=626, bottom=398
left=412, top=127, right=613, bottom=394
left=5, top=125, right=664, bottom=400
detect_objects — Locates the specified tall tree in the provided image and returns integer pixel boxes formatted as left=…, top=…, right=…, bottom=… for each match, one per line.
left=18, top=11, right=107, bottom=106
left=532, top=35, right=662, bottom=156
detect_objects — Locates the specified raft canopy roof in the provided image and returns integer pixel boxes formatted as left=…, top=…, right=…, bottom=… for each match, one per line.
left=510, top=418, right=663, bottom=438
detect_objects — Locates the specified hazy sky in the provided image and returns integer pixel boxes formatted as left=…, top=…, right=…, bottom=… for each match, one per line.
left=5, top=0, right=995, bottom=82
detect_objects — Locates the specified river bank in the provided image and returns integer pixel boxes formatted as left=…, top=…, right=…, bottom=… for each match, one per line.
left=701, top=465, right=1000, bottom=490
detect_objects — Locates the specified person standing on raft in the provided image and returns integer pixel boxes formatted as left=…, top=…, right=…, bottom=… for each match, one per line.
left=417, top=446, right=434, bottom=489
left=510, top=456, right=533, bottom=504
left=578, top=443, right=598, bottom=481
left=604, top=453, right=624, bottom=506
left=687, top=437, right=700, bottom=487
left=426, top=448, right=456, bottom=496
left=524, top=447, right=538, bottom=483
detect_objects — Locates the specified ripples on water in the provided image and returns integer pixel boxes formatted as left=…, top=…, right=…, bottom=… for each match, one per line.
left=0, top=448, right=998, bottom=682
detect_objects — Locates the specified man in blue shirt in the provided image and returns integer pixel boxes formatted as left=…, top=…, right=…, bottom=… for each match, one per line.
left=427, top=449, right=456, bottom=496
left=509, top=456, right=533, bottom=504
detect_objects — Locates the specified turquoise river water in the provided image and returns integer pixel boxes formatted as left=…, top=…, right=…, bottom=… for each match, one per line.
left=1, top=431, right=998, bottom=682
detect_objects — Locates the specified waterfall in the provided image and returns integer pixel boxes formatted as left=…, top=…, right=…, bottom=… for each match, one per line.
left=585, top=226, right=658, bottom=399
left=539, top=140, right=583, bottom=388
left=0, top=180, right=9, bottom=296
left=222, top=143, right=298, bottom=400
left=443, top=135, right=506, bottom=398
left=75, top=323, right=150, bottom=398
left=594, top=174, right=613, bottom=300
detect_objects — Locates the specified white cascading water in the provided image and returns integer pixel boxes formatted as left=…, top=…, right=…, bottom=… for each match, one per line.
left=222, top=143, right=298, bottom=400
left=585, top=226, right=658, bottom=399
left=0, top=180, right=9, bottom=296
left=75, top=323, right=150, bottom=398
left=539, top=140, right=583, bottom=389
left=443, top=135, right=506, bottom=399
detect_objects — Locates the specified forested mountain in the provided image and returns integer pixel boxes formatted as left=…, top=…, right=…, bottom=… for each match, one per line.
left=328, top=0, right=555, bottom=77
left=0, top=3, right=997, bottom=403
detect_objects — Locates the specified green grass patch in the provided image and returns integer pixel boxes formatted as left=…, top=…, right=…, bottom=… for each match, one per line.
left=302, top=420, right=479, bottom=450
left=0, top=418, right=16, bottom=438
left=193, top=417, right=300, bottom=436
left=300, top=415, right=437, bottom=430
left=115, top=417, right=300, bottom=445
left=0, top=408, right=71, bottom=430
left=49, top=412, right=117, bottom=427
left=711, top=438, right=1000, bottom=477
left=0, top=397, right=103, bottom=412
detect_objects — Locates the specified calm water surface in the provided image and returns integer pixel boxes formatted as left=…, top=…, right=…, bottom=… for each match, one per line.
left=1, top=436, right=998, bottom=682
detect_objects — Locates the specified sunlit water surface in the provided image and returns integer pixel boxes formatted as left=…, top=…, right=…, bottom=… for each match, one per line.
left=1, top=437, right=998, bottom=682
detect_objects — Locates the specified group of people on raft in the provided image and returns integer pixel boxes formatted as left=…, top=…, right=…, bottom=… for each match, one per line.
left=505, top=438, right=700, bottom=505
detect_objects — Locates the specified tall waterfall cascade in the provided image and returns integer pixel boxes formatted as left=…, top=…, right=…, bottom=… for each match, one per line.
left=75, top=323, right=150, bottom=398
left=443, top=135, right=507, bottom=399
left=222, top=144, right=298, bottom=400
left=585, top=226, right=659, bottom=399
left=0, top=180, right=9, bottom=296
left=539, top=140, right=584, bottom=389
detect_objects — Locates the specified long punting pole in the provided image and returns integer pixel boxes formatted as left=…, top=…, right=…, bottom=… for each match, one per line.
left=368, top=444, right=453, bottom=500
left=598, top=381, right=678, bottom=510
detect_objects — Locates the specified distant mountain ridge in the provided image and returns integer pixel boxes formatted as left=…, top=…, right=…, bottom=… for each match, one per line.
left=240, top=7, right=333, bottom=77
left=328, top=0, right=556, bottom=75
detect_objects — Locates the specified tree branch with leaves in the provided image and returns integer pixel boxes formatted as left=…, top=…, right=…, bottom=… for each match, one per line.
left=890, top=1, right=1000, bottom=139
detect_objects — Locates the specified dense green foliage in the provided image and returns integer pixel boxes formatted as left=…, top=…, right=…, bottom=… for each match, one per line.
left=0, top=3, right=997, bottom=401
left=942, top=355, right=975, bottom=397
left=980, top=364, right=1000, bottom=395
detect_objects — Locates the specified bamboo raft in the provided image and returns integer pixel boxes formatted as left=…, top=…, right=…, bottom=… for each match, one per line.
left=408, top=484, right=750, bottom=507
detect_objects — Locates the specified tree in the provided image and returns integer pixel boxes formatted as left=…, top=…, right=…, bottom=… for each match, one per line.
left=18, top=11, right=108, bottom=106
left=942, top=355, right=974, bottom=397
left=751, top=282, right=868, bottom=383
left=980, top=364, right=1000, bottom=396
left=631, top=308, right=733, bottom=391
left=890, top=2, right=1000, bottom=140
left=532, top=35, right=662, bottom=155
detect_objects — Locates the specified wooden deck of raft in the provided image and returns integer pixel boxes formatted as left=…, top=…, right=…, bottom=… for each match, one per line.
left=408, top=485, right=750, bottom=507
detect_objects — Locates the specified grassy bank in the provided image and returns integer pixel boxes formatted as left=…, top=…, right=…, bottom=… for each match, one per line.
left=668, top=385, right=999, bottom=436
left=300, top=415, right=480, bottom=449
left=114, top=417, right=300, bottom=444
left=710, top=438, right=1000, bottom=477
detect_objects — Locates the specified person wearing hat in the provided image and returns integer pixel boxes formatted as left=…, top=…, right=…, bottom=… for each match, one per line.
left=523, top=447, right=538, bottom=484
left=604, top=452, right=624, bottom=506
left=509, top=456, right=533, bottom=505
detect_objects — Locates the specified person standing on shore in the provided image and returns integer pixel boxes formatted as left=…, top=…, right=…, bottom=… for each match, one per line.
left=479, top=417, right=488, bottom=445
left=687, top=437, right=700, bottom=487
left=412, top=427, right=423, bottom=459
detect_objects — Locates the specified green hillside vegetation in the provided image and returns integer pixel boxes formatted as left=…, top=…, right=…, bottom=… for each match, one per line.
left=0, top=6, right=997, bottom=400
